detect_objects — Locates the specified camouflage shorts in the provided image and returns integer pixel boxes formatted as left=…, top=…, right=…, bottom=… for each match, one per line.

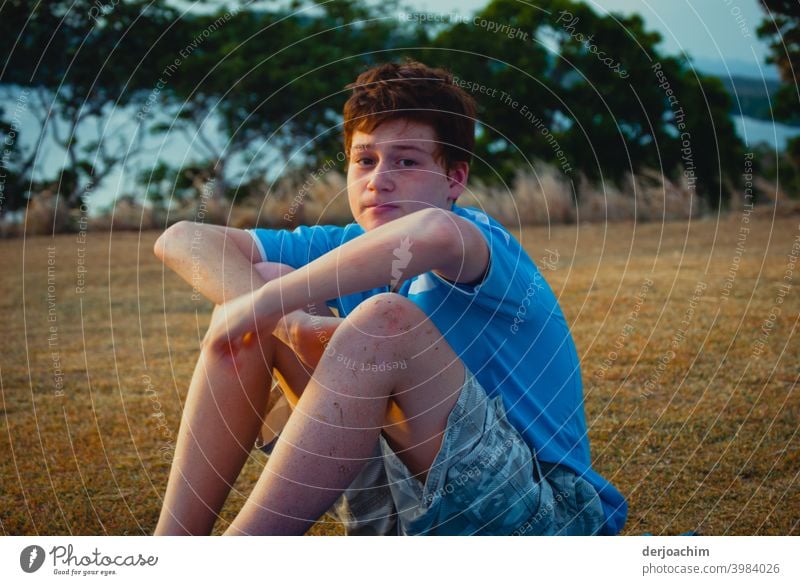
left=333, top=368, right=607, bottom=536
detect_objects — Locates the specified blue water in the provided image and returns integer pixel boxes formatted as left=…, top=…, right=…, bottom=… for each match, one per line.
left=733, top=115, right=800, bottom=150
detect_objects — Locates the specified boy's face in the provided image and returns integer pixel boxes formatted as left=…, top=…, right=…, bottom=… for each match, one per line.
left=347, top=119, right=468, bottom=231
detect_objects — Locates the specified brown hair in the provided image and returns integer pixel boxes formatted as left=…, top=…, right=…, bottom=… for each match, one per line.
left=343, top=60, right=477, bottom=171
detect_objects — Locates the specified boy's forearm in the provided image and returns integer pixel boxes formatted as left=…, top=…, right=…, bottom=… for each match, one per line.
left=253, top=208, right=455, bottom=317
left=156, top=223, right=265, bottom=305
left=155, top=224, right=316, bottom=348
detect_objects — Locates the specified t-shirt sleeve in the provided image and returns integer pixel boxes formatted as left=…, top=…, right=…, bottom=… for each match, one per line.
left=427, top=208, right=541, bottom=320
left=247, top=224, right=355, bottom=268
left=248, top=224, right=363, bottom=314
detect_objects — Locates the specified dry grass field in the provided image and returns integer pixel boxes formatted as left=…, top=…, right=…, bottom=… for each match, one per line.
left=1, top=211, right=798, bottom=536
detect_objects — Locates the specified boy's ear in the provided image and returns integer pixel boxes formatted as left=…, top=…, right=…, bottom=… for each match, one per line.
left=447, top=161, right=469, bottom=204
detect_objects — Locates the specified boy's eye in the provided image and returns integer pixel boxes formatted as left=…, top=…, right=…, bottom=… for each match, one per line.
left=352, top=157, right=418, bottom=168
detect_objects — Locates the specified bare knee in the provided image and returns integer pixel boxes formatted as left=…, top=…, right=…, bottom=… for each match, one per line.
left=324, top=293, right=442, bottom=366
left=321, top=293, right=436, bottom=388
left=343, top=292, right=421, bottom=337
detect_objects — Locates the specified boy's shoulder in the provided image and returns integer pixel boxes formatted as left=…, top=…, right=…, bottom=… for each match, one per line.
left=290, top=221, right=365, bottom=244
left=451, top=205, right=515, bottom=250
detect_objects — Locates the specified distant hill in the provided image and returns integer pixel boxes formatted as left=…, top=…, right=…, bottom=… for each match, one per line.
left=693, top=56, right=779, bottom=80
left=717, top=75, right=800, bottom=127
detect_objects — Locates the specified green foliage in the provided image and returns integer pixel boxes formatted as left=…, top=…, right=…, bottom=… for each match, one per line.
left=757, top=0, right=800, bottom=195
left=1, top=0, right=182, bottom=209
left=430, top=0, right=744, bottom=207
left=757, top=0, right=800, bottom=122
left=133, top=0, right=416, bottom=199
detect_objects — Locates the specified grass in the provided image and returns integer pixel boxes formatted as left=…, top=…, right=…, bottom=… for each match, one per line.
left=1, top=210, right=798, bottom=535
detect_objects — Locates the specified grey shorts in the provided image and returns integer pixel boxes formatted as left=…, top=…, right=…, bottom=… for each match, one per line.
left=334, top=368, right=607, bottom=536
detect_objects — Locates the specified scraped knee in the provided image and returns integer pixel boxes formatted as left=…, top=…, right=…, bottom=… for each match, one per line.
left=344, top=292, right=422, bottom=337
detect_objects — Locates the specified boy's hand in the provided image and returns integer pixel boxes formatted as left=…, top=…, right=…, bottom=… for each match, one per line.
left=252, top=262, right=330, bottom=354
left=203, top=261, right=338, bottom=364
left=203, top=291, right=280, bottom=361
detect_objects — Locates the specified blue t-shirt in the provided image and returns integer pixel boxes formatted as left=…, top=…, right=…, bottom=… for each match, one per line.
left=249, top=205, right=627, bottom=535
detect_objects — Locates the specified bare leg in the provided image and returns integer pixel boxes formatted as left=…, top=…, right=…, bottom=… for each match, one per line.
left=154, top=306, right=313, bottom=535
left=225, top=293, right=465, bottom=535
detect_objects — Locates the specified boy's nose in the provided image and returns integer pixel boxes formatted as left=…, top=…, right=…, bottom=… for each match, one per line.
left=366, top=165, right=394, bottom=192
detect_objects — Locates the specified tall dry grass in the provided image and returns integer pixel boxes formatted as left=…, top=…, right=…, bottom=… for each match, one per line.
left=2, top=163, right=794, bottom=238
left=443, top=163, right=706, bottom=226
left=188, top=162, right=789, bottom=228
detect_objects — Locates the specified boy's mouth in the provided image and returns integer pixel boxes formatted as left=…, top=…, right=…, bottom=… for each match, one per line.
left=365, top=203, right=400, bottom=214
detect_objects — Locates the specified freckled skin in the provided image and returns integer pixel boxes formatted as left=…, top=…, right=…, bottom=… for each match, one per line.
left=383, top=308, right=403, bottom=331
left=347, top=120, right=467, bottom=232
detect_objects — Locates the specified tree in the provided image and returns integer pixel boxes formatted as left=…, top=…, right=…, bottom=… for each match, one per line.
left=0, top=0, right=178, bottom=211
left=758, top=0, right=800, bottom=121
left=139, top=0, right=412, bottom=210
left=430, top=0, right=744, bottom=207
left=757, top=0, right=800, bottom=195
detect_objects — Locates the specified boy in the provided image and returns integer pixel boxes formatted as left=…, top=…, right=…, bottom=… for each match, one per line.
left=153, top=60, right=627, bottom=535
